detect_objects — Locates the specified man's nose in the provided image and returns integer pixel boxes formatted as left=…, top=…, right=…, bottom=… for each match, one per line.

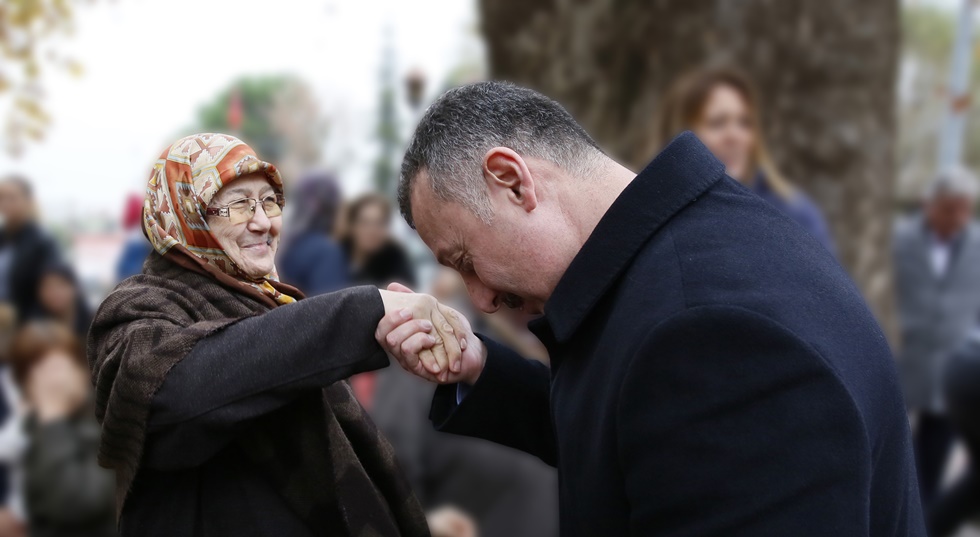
left=463, top=275, right=499, bottom=314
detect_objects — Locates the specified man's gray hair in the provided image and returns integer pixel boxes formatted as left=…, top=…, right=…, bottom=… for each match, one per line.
left=398, top=81, right=603, bottom=228
left=925, top=166, right=979, bottom=201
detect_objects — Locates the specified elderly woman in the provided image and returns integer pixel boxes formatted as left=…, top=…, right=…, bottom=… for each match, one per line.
left=88, top=134, right=462, bottom=536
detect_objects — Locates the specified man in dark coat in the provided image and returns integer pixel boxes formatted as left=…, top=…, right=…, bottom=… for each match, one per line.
left=376, top=81, right=924, bottom=536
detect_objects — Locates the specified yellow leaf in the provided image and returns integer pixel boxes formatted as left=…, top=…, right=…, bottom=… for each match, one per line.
left=65, top=58, right=83, bottom=77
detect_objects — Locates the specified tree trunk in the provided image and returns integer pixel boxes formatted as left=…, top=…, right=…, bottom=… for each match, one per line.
left=479, top=0, right=899, bottom=340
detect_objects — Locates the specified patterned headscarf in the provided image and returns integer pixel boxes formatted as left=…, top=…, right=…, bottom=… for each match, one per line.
left=143, top=133, right=296, bottom=305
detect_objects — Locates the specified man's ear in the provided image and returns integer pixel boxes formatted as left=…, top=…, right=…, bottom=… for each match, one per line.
left=483, top=147, right=538, bottom=213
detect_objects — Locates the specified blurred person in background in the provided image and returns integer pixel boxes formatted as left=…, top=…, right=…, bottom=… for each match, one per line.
left=378, top=81, right=923, bottom=536
left=929, top=328, right=980, bottom=536
left=10, top=320, right=115, bottom=537
left=35, top=263, right=92, bottom=340
left=341, top=193, right=415, bottom=288
left=425, top=507, right=477, bottom=537
left=0, top=176, right=62, bottom=323
left=115, top=194, right=152, bottom=282
left=0, top=175, right=60, bottom=535
left=0, top=305, right=25, bottom=537
left=341, top=191, right=415, bottom=460
left=894, top=167, right=980, bottom=510
left=362, top=268, right=558, bottom=537
left=656, top=66, right=835, bottom=254
left=87, top=133, right=465, bottom=537
left=277, top=172, right=348, bottom=296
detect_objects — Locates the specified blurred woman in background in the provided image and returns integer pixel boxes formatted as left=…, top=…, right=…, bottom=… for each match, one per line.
left=0, top=176, right=62, bottom=323
left=341, top=193, right=415, bottom=288
left=657, top=66, right=835, bottom=253
left=35, top=264, right=92, bottom=340
left=10, top=320, right=115, bottom=537
left=277, top=172, right=348, bottom=296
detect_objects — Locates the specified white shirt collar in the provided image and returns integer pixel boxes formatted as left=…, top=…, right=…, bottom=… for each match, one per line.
left=927, top=231, right=958, bottom=277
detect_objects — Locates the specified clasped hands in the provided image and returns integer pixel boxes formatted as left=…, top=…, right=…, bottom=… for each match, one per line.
left=377, top=283, right=485, bottom=386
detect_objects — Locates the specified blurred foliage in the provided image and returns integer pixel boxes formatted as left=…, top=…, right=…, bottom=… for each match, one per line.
left=902, top=4, right=955, bottom=64
left=0, top=0, right=89, bottom=156
left=196, top=76, right=292, bottom=162
left=192, top=75, right=329, bottom=182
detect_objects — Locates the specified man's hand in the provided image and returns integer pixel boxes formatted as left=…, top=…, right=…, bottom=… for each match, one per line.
left=377, top=283, right=487, bottom=385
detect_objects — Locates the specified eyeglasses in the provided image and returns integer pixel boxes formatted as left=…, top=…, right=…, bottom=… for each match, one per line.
left=205, top=194, right=284, bottom=225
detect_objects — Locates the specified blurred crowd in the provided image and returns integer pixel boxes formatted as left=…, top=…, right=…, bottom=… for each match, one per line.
left=0, top=177, right=113, bottom=537
left=0, top=63, right=979, bottom=537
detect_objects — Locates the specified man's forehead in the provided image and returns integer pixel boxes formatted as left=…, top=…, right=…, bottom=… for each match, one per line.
left=931, top=193, right=972, bottom=205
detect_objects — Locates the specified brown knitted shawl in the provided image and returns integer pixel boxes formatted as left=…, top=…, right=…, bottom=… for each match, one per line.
left=87, top=251, right=429, bottom=536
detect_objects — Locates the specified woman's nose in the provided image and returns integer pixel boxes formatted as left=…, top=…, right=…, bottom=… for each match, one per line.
left=246, top=204, right=272, bottom=232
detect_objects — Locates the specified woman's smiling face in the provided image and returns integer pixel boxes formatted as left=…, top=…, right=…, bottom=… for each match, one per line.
left=206, top=174, right=282, bottom=279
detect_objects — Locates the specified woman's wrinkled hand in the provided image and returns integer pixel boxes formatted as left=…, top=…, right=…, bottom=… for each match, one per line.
left=377, top=283, right=486, bottom=385
left=378, top=286, right=464, bottom=382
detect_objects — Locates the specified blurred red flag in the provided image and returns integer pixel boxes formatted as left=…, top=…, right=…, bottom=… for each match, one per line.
left=227, top=88, right=242, bottom=130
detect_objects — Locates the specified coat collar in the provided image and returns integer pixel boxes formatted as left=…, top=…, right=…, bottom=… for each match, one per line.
left=529, top=131, right=726, bottom=345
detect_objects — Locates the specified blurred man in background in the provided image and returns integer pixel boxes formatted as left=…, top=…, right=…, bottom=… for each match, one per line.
left=0, top=176, right=61, bottom=323
left=894, top=167, right=980, bottom=509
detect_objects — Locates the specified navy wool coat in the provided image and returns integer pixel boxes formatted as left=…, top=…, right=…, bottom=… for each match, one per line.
left=430, top=133, right=925, bottom=537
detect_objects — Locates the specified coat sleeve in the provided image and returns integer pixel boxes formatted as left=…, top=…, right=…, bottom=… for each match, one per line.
left=429, top=337, right=557, bottom=466
left=618, top=305, right=871, bottom=536
left=143, top=286, right=389, bottom=470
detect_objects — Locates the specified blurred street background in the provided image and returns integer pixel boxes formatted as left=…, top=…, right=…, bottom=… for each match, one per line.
left=2, top=0, right=980, bottom=535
